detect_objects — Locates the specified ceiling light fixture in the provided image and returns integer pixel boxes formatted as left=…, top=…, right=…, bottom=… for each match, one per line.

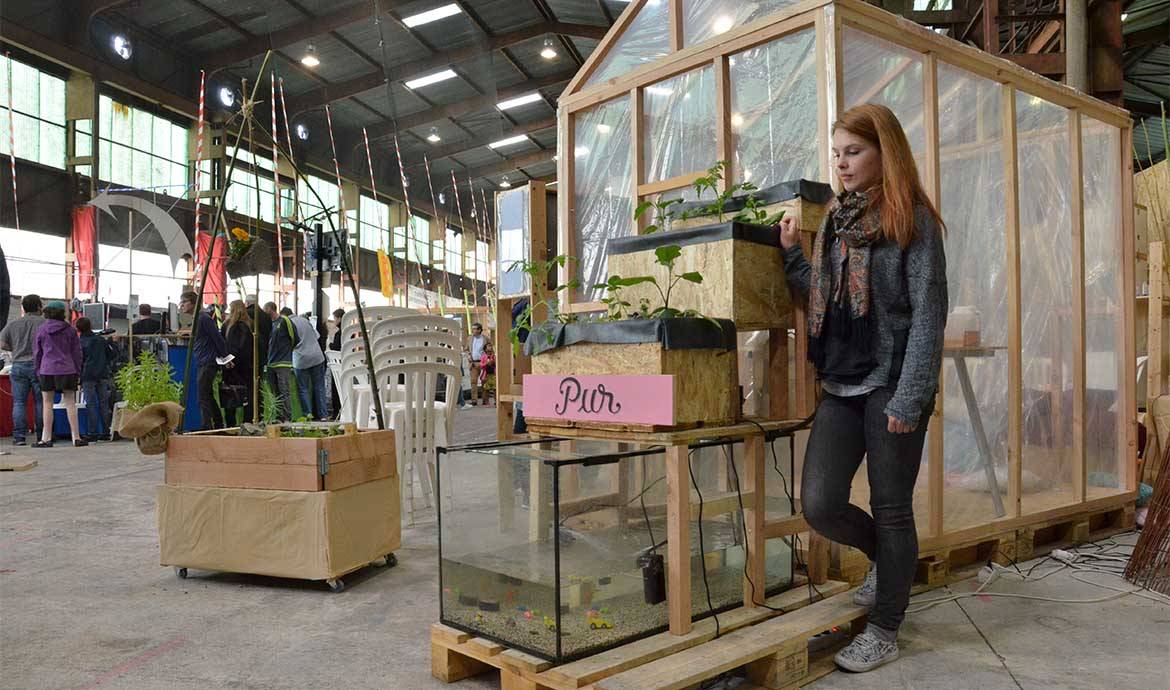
left=730, top=113, right=744, bottom=128
left=712, top=15, right=734, bottom=34
left=500, top=175, right=512, bottom=188
left=427, top=126, right=442, bottom=143
left=218, top=86, right=236, bottom=108
left=497, top=92, right=543, bottom=110
left=405, top=68, right=458, bottom=89
left=1121, top=12, right=1129, bottom=20
left=301, top=44, right=320, bottom=68
left=295, top=123, right=309, bottom=141
left=540, top=38, right=558, bottom=60
left=488, top=134, right=530, bottom=149
left=112, top=34, right=132, bottom=60
left=403, top=3, right=462, bottom=27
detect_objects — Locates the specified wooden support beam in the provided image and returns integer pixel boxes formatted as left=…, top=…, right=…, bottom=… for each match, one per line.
left=1121, top=125, right=1138, bottom=491
left=923, top=51, right=945, bottom=539
left=669, top=0, right=684, bottom=51
left=1069, top=112, right=1087, bottom=503
left=1003, top=84, right=1023, bottom=518
left=744, top=434, right=767, bottom=607
left=666, top=445, right=692, bottom=635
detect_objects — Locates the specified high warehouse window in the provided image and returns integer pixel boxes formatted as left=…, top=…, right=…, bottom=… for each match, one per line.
left=0, top=55, right=66, bottom=170
left=88, top=95, right=189, bottom=194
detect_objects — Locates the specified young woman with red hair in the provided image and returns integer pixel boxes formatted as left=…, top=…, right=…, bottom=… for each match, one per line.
left=779, top=103, right=948, bottom=673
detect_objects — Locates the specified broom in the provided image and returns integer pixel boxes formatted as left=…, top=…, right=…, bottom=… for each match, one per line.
left=1125, top=440, right=1170, bottom=595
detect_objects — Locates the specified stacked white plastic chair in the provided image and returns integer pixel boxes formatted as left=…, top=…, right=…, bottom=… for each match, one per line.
left=369, top=316, right=463, bottom=523
left=336, top=306, right=414, bottom=425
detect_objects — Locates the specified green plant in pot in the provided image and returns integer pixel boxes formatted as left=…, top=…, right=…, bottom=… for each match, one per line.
left=113, top=352, right=185, bottom=455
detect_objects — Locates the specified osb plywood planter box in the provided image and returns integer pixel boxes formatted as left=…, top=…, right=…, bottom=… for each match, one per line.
left=606, top=181, right=832, bottom=331
left=526, top=318, right=739, bottom=428
left=157, top=476, right=400, bottom=583
left=165, top=425, right=396, bottom=492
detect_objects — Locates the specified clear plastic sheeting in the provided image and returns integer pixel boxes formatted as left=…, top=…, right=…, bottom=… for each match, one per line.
left=643, top=66, right=716, bottom=184
left=842, top=27, right=925, bottom=162
left=1081, top=115, right=1127, bottom=496
left=574, top=96, right=633, bottom=302
left=586, top=0, right=671, bottom=87
left=1016, top=93, right=1076, bottom=516
left=496, top=186, right=531, bottom=298
left=729, top=28, right=818, bottom=189
left=682, top=0, right=805, bottom=48
left=937, top=63, right=1010, bottom=532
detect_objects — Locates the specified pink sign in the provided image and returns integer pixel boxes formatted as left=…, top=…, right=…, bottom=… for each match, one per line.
left=522, top=375, right=676, bottom=426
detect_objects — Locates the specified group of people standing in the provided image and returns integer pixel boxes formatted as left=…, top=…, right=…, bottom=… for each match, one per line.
left=181, top=292, right=331, bottom=430
left=1, top=294, right=118, bottom=447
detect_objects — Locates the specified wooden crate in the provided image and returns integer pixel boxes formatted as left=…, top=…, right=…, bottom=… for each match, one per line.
left=606, top=223, right=790, bottom=331
left=530, top=342, right=739, bottom=428
left=165, top=427, right=396, bottom=492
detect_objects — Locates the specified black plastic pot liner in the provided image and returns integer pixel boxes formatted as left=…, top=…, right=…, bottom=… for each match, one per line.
left=670, top=178, right=833, bottom=218
left=525, top=317, right=737, bottom=356
left=607, top=221, right=778, bottom=255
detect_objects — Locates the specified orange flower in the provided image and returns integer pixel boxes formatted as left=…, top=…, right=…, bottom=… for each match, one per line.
left=230, top=227, right=250, bottom=241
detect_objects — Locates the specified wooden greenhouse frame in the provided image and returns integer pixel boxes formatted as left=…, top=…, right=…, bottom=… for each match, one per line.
left=554, top=0, right=1138, bottom=558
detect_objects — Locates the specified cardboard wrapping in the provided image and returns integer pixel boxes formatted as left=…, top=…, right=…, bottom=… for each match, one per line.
left=157, top=476, right=400, bottom=581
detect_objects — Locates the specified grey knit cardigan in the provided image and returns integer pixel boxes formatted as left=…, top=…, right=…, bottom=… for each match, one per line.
left=782, top=204, right=949, bottom=426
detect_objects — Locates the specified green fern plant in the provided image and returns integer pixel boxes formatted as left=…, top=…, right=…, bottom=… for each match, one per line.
left=113, top=352, right=181, bottom=411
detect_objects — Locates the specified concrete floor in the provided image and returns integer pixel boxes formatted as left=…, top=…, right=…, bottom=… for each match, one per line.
left=1, top=406, right=1167, bottom=690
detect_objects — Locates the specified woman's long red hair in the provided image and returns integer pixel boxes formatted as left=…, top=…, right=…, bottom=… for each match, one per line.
left=833, top=104, right=945, bottom=248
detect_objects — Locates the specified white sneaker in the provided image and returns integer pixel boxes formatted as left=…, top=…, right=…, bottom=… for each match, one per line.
left=834, top=629, right=899, bottom=673
left=853, top=564, right=877, bottom=607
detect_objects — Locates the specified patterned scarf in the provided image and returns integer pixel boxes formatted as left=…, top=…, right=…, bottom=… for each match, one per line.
left=807, top=190, right=882, bottom=368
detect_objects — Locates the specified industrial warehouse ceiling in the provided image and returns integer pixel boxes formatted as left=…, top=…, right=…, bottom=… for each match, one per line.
left=0, top=0, right=626, bottom=202
left=0, top=0, right=1165, bottom=203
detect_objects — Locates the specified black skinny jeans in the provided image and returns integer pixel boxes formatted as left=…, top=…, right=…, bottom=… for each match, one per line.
left=196, top=364, right=223, bottom=431
left=801, top=386, right=932, bottom=633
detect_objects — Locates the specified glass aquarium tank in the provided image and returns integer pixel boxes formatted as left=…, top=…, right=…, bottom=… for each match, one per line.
left=437, top=437, right=795, bottom=662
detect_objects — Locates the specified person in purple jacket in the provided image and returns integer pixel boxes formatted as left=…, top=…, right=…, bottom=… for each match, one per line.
left=33, top=300, right=85, bottom=448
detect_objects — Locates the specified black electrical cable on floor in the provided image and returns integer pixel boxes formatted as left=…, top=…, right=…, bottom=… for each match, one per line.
left=689, top=448, right=720, bottom=638
left=722, top=442, right=786, bottom=613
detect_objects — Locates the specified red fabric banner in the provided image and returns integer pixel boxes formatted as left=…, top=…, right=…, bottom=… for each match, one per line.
left=195, top=230, right=227, bottom=306
left=71, top=205, right=97, bottom=295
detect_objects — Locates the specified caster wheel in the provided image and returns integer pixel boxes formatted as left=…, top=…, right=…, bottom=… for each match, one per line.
left=384, top=553, right=397, bottom=568
left=174, top=567, right=188, bottom=579
left=327, top=578, right=345, bottom=592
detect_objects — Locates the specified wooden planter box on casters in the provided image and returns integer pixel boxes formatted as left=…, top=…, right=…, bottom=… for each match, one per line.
left=525, top=318, right=740, bottom=430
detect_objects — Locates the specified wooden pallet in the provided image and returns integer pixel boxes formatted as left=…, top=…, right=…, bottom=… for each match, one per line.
left=593, top=590, right=867, bottom=690
left=829, top=501, right=1139, bottom=590
left=431, top=577, right=850, bottom=690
